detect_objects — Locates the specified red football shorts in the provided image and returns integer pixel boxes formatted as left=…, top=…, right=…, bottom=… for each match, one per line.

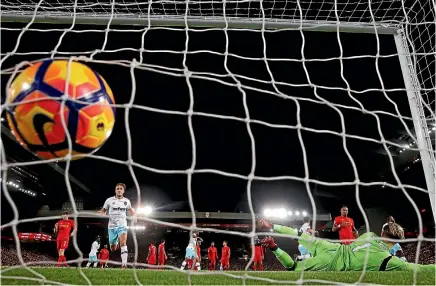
left=254, top=255, right=263, bottom=263
left=221, top=259, right=229, bottom=267
left=57, top=237, right=69, bottom=250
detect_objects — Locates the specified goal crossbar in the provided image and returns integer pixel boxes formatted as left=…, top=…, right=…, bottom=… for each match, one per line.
left=0, top=13, right=399, bottom=34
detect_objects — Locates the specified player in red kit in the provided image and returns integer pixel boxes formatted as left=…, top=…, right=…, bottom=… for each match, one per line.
left=54, top=211, right=77, bottom=267
left=251, top=237, right=264, bottom=271
left=158, top=239, right=167, bottom=269
left=207, top=241, right=219, bottom=270
left=147, top=243, right=157, bottom=267
left=220, top=241, right=231, bottom=270
left=194, top=240, right=202, bottom=270
left=99, top=244, right=110, bottom=268
left=332, top=206, right=358, bottom=245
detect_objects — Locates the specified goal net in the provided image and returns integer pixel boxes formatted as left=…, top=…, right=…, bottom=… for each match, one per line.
left=1, top=0, right=435, bottom=284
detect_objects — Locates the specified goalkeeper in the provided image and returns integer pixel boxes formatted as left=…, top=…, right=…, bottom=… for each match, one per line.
left=257, top=218, right=435, bottom=272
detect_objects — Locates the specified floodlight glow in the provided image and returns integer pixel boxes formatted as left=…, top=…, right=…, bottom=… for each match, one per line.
left=276, top=208, right=287, bottom=218
left=432, top=126, right=436, bottom=131
left=138, top=206, right=153, bottom=215
left=287, top=211, right=293, bottom=216
left=264, top=208, right=272, bottom=217
left=295, top=211, right=300, bottom=216
left=302, top=211, right=307, bottom=216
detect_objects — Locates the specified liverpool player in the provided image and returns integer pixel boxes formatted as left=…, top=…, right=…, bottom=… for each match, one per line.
left=54, top=211, right=77, bottom=267
left=257, top=218, right=435, bottom=272
left=147, top=242, right=157, bottom=267
left=220, top=241, right=231, bottom=270
left=207, top=241, right=219, bottom=270
left=251, top=237, right=264, bottom=271
left=99, top=244, right=110, bottom=268
left=99, top=183, right=136, bottom=269
left=332, top=206, right=358, bottom=244
left=194, top=239, right=202, bottom=270
left=158, top=239, right=167, bottom=269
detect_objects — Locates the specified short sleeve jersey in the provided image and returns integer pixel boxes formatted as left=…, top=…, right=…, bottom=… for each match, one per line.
left=299, top=222, right=311, bottom=234
left=56, top=219, right=75, bottom=238
left=148, top=245, right=157, bottom=257
left=334, top=216, right=355, bottom=244
left=89, top=241, right=100, bottom=256
left=103, top=196, right=132, bottom=229
left=158, top=243, right=165, bottom=258
left=187, top=236, right=197, bottom=249
left=222, top=246, right=230, bottom=259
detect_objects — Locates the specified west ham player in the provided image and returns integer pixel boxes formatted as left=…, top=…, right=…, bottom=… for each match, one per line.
left=99, top=245, right=110, bottom=268
left=158, top=239, right=167, bottom=268
left=251, top=237, right=264, bottom=271
left=207, top=241, right=219, bottom=270
left=54, top=211, right=77, bottom=266
left=147, top=243, right=157, bottom=266
left=258, top=218, right=435, bottom=272
left=220, top=241, right=231, bottom=270
left=180, top=232, right=200, bottom=270
left=382, top=216, right=407, bottom=261
left=99, top=183, right=136, bottom=269
left=332, top=206, right=358, bottom=244
left=86, top=236, right=101, bottom=268
left=297, top=216, right=318, bottom=261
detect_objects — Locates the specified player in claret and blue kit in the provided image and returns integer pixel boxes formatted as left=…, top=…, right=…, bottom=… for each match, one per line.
left=86, top=236, right=101, bottom=268
left=100, top=183, right=136, bottom=269
left=257, top=218, right=435, bottom=272
left=180, top=232, right=201, bottom=270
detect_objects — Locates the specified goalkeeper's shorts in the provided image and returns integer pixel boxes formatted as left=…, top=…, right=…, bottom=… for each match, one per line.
left=185, top=247, right=197, bottom=259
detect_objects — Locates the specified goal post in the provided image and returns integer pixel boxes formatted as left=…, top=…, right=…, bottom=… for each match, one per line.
left=394, top=29, right=436, bottom=224
left=1, top=1, right=434, bottom=220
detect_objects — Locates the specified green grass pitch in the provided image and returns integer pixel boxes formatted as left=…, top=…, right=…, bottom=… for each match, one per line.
left=1, top=267, right=435, bottom=285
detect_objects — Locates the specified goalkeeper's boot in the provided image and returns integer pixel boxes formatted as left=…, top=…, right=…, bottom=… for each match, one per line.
left=261, top=236, right=277, bottom=249
left=256, top=218, right=273, bottom=230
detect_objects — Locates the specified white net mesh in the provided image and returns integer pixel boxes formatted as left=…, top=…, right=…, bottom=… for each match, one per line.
left=1, top=0, right=435, bottom=285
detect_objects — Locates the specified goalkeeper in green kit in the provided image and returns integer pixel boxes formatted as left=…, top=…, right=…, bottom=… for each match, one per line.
left=257, top=218, right=435, bottom=272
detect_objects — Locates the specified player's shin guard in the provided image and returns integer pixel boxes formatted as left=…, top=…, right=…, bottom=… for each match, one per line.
left=121, top=246, right=128, bottom=266
left=272, top=247, right=295, bottom=270
left=86, top=262, right=91, bottom=268
left=195, top=262, right=201, bottom=270
left=180, top=261, right=187, bottom=270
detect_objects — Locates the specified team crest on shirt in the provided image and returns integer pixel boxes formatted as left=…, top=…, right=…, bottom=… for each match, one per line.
left=124, top=201, right=127, bottom=205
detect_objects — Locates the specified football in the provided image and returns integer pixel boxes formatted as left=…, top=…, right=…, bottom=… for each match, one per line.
left=6, top=60, right=115, bottom=160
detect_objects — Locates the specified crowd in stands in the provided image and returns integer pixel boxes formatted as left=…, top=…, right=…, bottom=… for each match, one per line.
left=1, top=244, right=55, bottom=267
left=1, top=237, right=434, bottom=269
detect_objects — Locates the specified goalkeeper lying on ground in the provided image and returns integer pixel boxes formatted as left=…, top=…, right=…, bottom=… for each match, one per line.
left=257, top=218, right=435, bottom=272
